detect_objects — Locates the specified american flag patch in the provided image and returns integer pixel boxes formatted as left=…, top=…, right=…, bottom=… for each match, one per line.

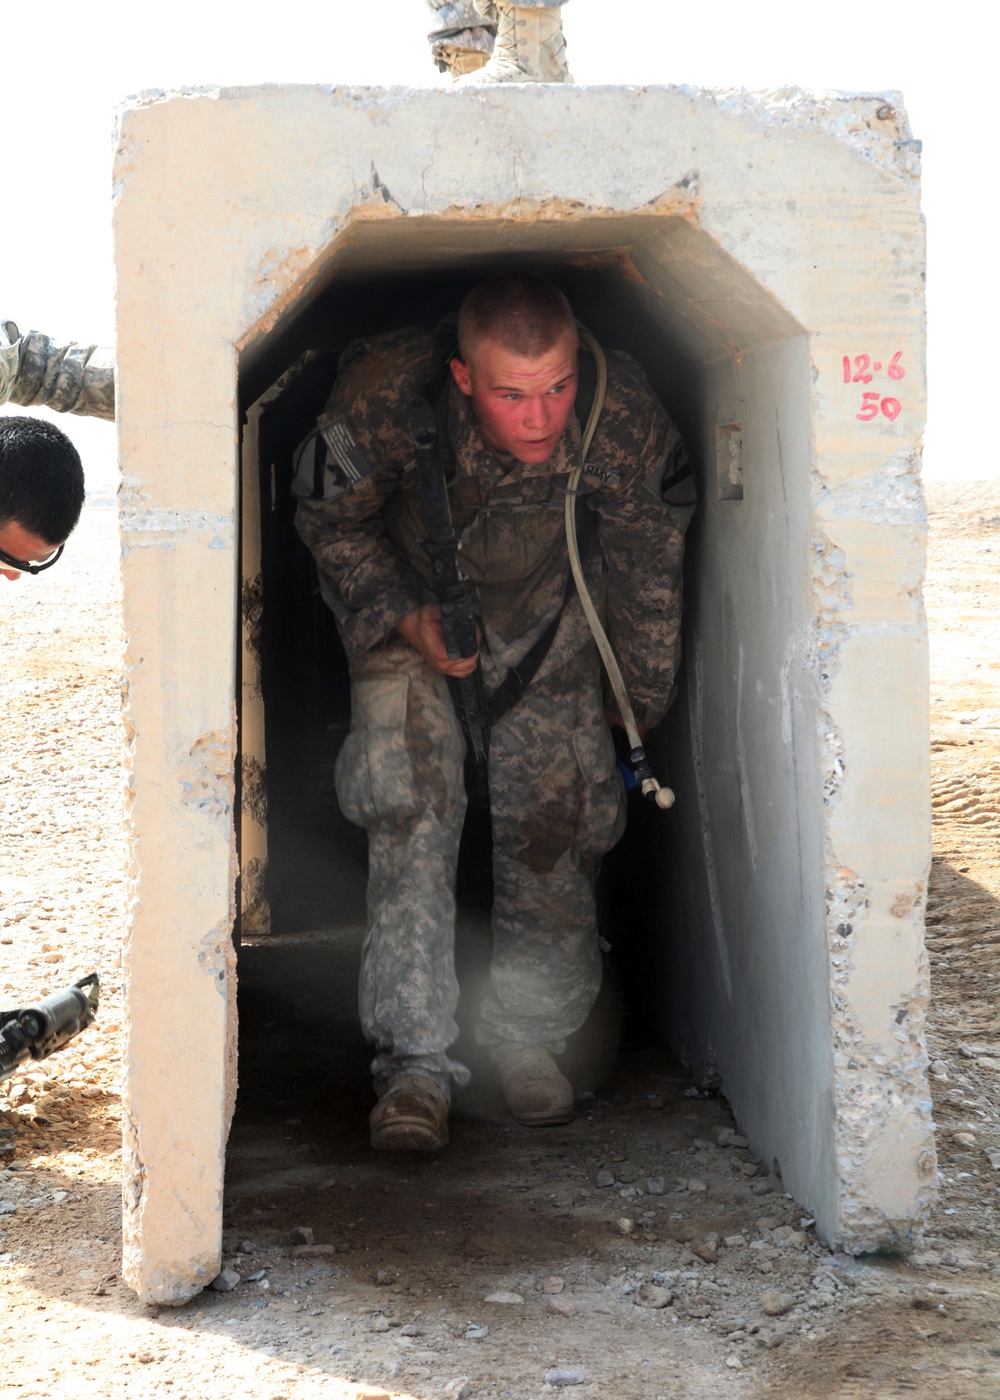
left=320, top=419, right=373, bottom=484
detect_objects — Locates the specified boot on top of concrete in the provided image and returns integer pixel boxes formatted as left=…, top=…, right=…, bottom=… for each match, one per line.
left=498, top=1044, right=575, bottom=1125
left=370, top=1072, right=449, bottom=1151
left=456, top=4, right=571, bottom=84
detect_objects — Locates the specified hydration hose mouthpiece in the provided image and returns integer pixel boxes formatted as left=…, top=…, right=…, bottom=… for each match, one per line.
left=566, top=326, right=675, bottom=815
left=630, top=746, right=675, bottom=809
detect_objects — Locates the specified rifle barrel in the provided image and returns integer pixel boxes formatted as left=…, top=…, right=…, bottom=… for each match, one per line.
left=407, top=396, right=490, bottom=797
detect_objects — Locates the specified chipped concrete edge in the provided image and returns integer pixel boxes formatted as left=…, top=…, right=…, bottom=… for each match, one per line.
left=812, top=446, right=936, bottom=1250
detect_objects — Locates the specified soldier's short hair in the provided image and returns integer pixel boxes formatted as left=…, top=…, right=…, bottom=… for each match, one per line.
left=458, top=272, right=577, bottom=362
left=0, top=415, right=85, bottom=545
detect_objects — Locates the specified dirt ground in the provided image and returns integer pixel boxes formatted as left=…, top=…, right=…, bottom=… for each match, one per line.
left=1, top=485, right=999, bottom=1399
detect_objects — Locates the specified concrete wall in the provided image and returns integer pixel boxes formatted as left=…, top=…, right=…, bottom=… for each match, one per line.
left=114, top=83, right=931, bottom=1302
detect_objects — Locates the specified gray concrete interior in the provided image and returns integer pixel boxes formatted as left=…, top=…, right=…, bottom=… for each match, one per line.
left=238, top=213, right=821, bottom=1220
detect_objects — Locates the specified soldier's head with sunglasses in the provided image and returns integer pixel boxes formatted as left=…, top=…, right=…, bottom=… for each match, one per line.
left=0, top=415, right=85, bottom=582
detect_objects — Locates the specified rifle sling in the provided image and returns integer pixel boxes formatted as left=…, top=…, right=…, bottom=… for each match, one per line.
left=485, top=569, right=576, bottom=728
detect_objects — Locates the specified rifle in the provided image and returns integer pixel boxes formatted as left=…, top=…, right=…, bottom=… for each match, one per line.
left=0, top=974, right=99, bottom=1084
left=407, top=396, right=490, bottom=802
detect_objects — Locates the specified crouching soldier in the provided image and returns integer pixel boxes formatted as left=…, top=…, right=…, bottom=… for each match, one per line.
left=293, top=271, right=695, bottom=1151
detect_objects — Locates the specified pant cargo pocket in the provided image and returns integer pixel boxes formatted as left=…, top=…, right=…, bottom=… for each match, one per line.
left=571, top=724, right=627, bottom=867
left=334, top=676, right=417, bottom=828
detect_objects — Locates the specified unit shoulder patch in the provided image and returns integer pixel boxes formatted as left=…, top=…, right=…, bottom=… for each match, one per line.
left=320, top=417, right=373, bottom=485
left=291, top=415, right=375, bottom=500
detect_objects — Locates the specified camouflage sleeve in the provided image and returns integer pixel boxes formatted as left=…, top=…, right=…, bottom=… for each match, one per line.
left=588, top=355, right=697, bottom=730
left=3, top=326, right=115, bottom=421
left=292, top=337, right=428, bottom=659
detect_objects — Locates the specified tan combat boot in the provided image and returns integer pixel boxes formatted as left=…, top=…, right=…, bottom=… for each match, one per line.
left=369, top=1072, right=449, bottom=1151
left=456, top=4, right=572, bottom=85
left=438, top=44, right=492, bottom=78
left=498, top=1044, right=575, bottom=1126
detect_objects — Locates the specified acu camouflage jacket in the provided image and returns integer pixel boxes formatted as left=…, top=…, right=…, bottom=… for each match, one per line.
left=294, top=324, right=694, bottom=729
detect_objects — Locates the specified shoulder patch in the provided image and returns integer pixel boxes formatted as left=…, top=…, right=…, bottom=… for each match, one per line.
left=642, top=429, right=696, bottom=505
left=291, top=415, right=374, bottom=500
left=321, top=418, right=373, bottom=485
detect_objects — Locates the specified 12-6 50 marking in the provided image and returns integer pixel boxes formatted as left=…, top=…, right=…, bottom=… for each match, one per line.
left=842, top=352, right=904, bottom=422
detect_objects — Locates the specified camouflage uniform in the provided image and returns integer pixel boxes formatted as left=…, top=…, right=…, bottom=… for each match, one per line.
left=0, top=323, right=115, bottom=422
left=426, top=0, right=568, bottom=72
left=294, top=323, right=691, bottom=1098
left=426, top=0, right=496, bottom=71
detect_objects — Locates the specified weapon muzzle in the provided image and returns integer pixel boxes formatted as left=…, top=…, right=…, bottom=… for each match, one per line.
left=17, top=975, right=99, bottom=1059
left=19, top=987, right=90, bottom=1050
left=0, top=975, right=99, bottom=1082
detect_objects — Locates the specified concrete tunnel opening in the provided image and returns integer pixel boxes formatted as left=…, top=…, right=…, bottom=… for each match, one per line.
left=114, top=85, right=934, bottom=1299
left=231, top=214, right=812, bottom=1149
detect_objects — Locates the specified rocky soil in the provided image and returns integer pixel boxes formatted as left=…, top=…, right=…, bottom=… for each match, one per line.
left=1, top=487, right=999, bottom=1399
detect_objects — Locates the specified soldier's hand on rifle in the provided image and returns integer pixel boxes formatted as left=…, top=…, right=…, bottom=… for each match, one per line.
left=396, top=603, right=481, bottom=678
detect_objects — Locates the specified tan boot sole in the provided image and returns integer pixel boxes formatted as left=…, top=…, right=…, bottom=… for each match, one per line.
left=499, top=1046, right=576, bottom=1126
left=369, top=1074, right=450, bottom=1152
left=370, top=1113, right=449, bottom=1152
left=510, top=1103, right=575, bottom=1128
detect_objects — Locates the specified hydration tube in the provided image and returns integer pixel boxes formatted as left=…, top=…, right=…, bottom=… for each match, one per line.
left=567, top=329, right=675, bottom=810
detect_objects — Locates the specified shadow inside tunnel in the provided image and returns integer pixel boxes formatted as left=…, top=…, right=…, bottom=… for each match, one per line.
left=223, top=931, right=701, bottom=1369
left=225, top=815, right=702, bottom=1293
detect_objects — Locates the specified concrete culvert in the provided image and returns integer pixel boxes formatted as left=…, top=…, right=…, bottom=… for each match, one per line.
left=114, top=82, right=931, bottom=1303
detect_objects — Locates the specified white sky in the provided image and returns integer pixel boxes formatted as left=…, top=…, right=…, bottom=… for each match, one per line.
left=3, top=0, right=992, bottom=487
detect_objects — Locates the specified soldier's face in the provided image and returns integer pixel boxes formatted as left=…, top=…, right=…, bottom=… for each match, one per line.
left=451, top=331, right=579, bottom=464
left=0, top=519, right=63, bottom=582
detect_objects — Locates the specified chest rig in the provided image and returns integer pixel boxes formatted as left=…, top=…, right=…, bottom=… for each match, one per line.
left=419, top=322, right=674, bottom=808
left=412, top=318, right=606, bottom=730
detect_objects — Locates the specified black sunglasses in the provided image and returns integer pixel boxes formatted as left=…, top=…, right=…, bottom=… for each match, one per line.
left=0, top=542, right=64, bottom=575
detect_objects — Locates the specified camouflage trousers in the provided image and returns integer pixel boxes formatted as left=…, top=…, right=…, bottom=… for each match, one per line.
left=335, top=633, right=625, bottom=1098
left=425, top=0, right=568, bottom=69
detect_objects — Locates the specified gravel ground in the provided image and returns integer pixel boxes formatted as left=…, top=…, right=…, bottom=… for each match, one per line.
left=1, top=490, right=999, bottom=1399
